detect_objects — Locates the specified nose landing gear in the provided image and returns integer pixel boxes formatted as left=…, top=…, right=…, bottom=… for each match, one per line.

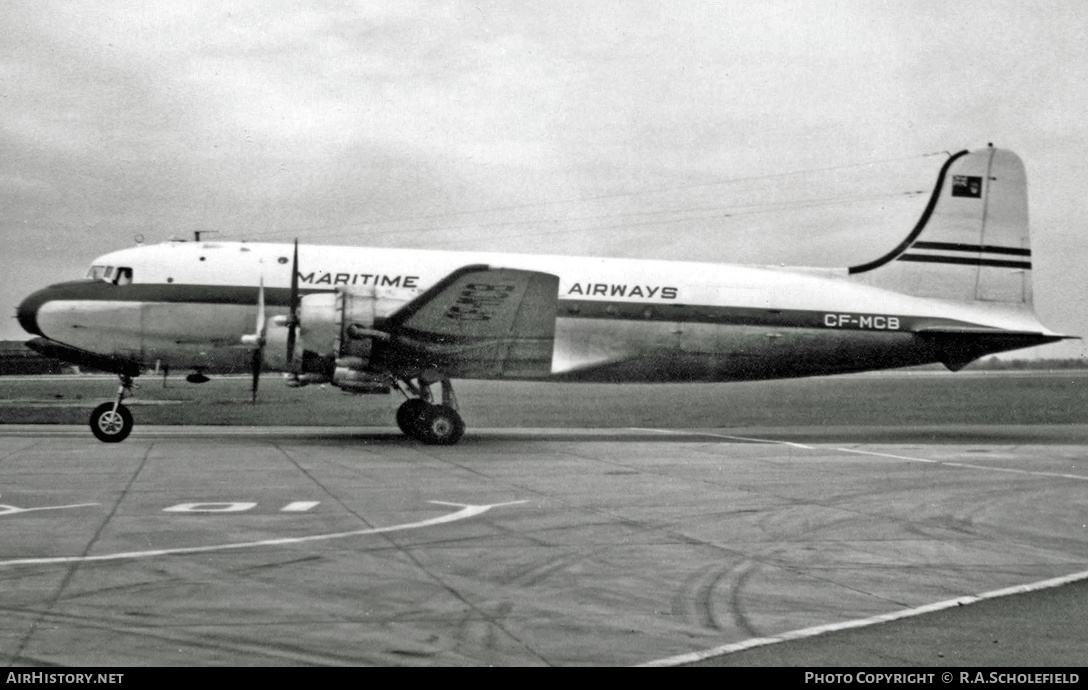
left=89, top=374, right=136, bottom=443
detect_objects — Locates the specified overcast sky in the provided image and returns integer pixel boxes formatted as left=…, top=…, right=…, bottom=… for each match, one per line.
left=2, top=1, right=1085, bottom=358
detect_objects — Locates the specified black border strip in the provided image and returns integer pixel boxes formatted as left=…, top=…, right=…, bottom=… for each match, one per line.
left=912, top=241, right=1031, bottom=257
left=897, top=254, right=1031, bottom=270
left=848, top=150, right=970, bottom=275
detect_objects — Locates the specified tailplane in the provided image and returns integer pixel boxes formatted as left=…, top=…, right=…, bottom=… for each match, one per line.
left=849, top=146, right=1032, bottom=305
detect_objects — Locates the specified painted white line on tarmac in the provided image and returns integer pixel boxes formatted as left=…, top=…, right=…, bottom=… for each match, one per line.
left=639, top=566, right=1088, bottom=667
left=0, top=499, right=99, bottom=517
left=632, top=428, right=815, bottom=449
left=636, top=429, right=1086, bottom=481
left=837, top=447, right=1088, bottom=481
left=0, top=500, right=525, bottom=567
left=281, top=501, right=320, bottom=512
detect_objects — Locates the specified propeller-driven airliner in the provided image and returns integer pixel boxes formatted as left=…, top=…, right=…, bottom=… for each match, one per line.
left=15, top=146, right=1072, bottom=444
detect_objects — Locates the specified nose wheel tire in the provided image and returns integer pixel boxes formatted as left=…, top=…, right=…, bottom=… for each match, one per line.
left=90, top=403, right=134, bottom=443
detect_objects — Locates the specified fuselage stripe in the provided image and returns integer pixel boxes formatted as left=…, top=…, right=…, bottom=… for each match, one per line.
left=25, top=280, right=997, bottom=333
left=896, top=254, right=1032, bottom=270
left=910, top=241, right=1031, bottom=257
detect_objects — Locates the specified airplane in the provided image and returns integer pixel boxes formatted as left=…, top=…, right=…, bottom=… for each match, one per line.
left=14, top=145, right=1074, bottom=445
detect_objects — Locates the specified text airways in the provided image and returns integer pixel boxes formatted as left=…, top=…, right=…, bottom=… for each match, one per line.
left=567, top=283, right=678, bottom=299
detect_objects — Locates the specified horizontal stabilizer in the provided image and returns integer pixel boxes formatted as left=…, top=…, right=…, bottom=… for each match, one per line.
left=914, top=328, right=1072, bottom=371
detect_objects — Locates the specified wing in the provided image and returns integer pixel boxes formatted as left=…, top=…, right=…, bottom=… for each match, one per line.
left=376, top=265, right=560, bottom=378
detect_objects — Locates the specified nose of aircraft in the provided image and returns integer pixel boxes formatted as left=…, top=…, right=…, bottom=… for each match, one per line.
left=17, top=280, right=101, bottom=338
left=16, top=287, right=48, bottom=337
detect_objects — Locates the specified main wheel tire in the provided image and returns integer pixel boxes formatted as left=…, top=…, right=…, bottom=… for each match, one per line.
left=395, top=399, right=431, bottom=437
left=90, top=402, right=134, bottom=443
left=417, top=404, right=465, bottom=446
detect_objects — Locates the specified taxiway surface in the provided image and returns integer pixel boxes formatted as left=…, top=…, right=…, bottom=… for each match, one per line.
left=1, top=424, right=1086, bottom=666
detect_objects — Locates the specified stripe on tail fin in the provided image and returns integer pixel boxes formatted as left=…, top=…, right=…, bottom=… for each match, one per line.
left=849, top=146, right=1032, bottom=304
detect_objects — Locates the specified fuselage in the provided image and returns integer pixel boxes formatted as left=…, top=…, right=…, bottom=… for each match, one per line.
left=17, top=240, right=1057, bottom=382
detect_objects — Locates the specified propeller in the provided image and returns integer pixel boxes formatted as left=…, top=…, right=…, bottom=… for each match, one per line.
left=245, top=241, right=300, bottom=400
left=241, top=276, right=267, bottom=404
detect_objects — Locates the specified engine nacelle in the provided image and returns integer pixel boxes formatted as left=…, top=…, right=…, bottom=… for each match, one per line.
left=271, top=286, right=405, bottom=386
left=296, top=288, right=379, bottom=361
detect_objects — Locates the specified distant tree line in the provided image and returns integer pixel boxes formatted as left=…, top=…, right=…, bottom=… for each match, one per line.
left=0, top=340, right=70, bottom=375
left=969, top=357, right=1088, bottom=370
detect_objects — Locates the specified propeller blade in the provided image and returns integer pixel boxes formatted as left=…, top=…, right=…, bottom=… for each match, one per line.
left=255, top=276, right=266, bottom=338
left=240, top=277, right=268, bottom=404
left=286, top=239, right=300, bottom=365
left=240, top=278, right=267, bottom=347
left=250, top=346, right=262, bottom=404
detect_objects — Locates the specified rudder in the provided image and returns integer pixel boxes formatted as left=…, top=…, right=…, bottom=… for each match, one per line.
left=849, top=146, right=1032, bottom=305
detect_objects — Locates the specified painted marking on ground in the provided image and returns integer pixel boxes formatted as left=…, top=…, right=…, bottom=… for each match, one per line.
left=0, top=500, right=525, bottom=567
left=0, top=495, right=99, bottom=517
left=281, top=501, right=320, bottom=512
left=163, top=502, right=257, bottom=513
left=632, top=428, right=815, bottom=449
left=836, top=447, right=1088, bottom=481
left=639, top=566, right=1088, bottom=667
left=635, top=429, right=1085, bottom=482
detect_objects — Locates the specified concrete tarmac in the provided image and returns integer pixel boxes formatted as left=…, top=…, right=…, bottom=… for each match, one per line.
left=1, top=424, right=1086, bottom=667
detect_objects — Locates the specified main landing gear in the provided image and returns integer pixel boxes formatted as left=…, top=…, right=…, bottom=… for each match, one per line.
left=394, top=373, right=465, bottom=445
left=89, top=374, right=136, bottom=443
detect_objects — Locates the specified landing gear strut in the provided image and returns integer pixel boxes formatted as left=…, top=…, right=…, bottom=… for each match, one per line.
left=394, top=373, right=465, bottom=445
left=89, top=374, right=136, bottom=443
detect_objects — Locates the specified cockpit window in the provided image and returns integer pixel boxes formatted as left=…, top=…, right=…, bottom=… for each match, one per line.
left=86, top=265, right=134, bottom=285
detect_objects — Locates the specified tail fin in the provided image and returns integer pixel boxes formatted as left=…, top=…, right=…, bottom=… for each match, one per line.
left=848, top=146, right=1032, bottom=305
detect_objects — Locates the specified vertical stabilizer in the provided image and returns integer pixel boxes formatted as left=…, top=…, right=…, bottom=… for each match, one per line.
left=849, top=147, right=1032, bottom=304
